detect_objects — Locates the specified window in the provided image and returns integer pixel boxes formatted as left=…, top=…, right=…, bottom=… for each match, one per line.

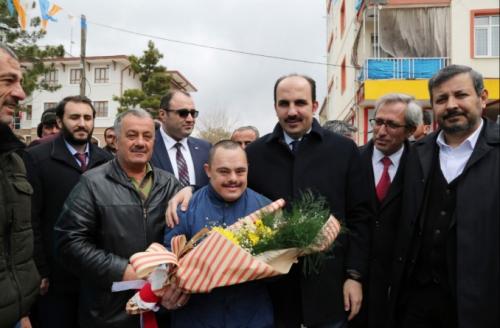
left=93, top=101, right=108, bottom=117
left=70, top=69, right=82, bottom=84
left=43, top=102, right=57, bottom=111
left=44, top=69, right=58, bottom=85
left=25, top=105, right=32, bottom=120
left=95, top=67, right=109, bottom=83
left=472, top=10, right=499, bottom=57
left=340, top=0, right=346, bottom=37
left=341, top=58, right=346, bottom=94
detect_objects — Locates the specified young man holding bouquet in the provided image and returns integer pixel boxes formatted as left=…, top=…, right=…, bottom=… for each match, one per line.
left=164, top=140, right=274, bottom=328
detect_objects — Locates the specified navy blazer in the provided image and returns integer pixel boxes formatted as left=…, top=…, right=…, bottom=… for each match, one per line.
left=151, top=129, right=211, bottom=189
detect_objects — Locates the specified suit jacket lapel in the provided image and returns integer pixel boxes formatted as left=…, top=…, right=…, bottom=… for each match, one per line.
left=188, top=138, right=203, bottom=184
left=153, top=130, right=174, bottom=173
left=50, top=135, right=82, bottom=171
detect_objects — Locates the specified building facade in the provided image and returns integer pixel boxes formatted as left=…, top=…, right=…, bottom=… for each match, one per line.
left=16, top=55, right=196, bottom=145
left=322, top=0, right=499, bottom=144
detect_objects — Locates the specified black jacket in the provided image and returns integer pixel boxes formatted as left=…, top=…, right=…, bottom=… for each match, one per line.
left=24, top=134, right=112, bottom=289
left=54, top=159, right=181, bottom=328
left=0, top=125, right=39, bottom=328
left=353, top=140, right=409, bottom=328
left=246, top=119, right=372, bottom=326
left=390, top=119, right=500, bottom=328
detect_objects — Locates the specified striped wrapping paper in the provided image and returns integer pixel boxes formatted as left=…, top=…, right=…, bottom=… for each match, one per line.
left=127, top=198, right=342, bottom=314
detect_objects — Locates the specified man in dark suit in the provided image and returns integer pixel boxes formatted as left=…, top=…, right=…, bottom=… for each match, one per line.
left=245, top=74, right=372, bottom=328
left=151, top=90, right=211, bottom=189
left=354, top=93, right=421, bottom=328
left=24, top=95, right=112, bottom=328
left=391, top=65, right=499, bottom=328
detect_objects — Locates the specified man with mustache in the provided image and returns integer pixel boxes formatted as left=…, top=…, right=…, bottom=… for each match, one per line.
left=0, top=43, right=40, bottom=328
left=166, top=74, right=373, bottom=328
left=164, top=140, right=273, bottom=327
left=24, top=95, right=112, bottom=328
left=353, top=93, right=421, bottom=328
left=152, top=90, right=211, bottom=190
left=54, top=109, right=183, bottom=328
left=390, top=65, right=499, bottom=328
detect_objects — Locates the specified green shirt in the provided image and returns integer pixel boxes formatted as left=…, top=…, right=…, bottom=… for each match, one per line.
left=129, top=163, right=154, bottom=202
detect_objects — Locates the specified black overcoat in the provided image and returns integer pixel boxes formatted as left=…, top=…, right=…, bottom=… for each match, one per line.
left=353, top=140, right=409, bottom=328
left=24, top=134, right=112, bottom=289
left=390, top=119, right=499, bottom=328
left=246, top=119, right=372, bottom=327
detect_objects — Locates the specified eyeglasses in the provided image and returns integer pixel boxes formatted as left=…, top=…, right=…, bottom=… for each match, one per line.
left=165, top=109, right=199, bottom=118
left=369, top=118, right=407, bottom=130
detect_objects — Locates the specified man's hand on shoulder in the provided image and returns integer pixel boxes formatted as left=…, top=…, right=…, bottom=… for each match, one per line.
left=166, top=186, right=193, bottom=228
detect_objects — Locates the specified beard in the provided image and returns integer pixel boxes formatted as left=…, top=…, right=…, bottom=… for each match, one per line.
left=61, top=124, right=93, bottom=146
left=439, top=112, right=479, bottom=135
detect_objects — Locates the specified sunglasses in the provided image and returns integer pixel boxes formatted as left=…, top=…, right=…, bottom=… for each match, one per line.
left=165, top=109, right=199, bottom=118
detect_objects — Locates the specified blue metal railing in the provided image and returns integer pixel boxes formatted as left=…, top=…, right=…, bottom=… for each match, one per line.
left=361, top=57, right=449, bottom=81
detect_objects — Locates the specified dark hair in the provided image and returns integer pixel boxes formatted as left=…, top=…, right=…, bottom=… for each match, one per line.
left=104, top=126, right=114, bottom=137
left=422, top=110, right=432, bottom=125
left=273, top=74, right=316, bottom=104
left=159, top=90, right=191, bottom=112
left=428, top=65, right=484, bottom=102
left=36, top=122, right=43, bottom=138
left=207, top=140, right=246, bottom=165
left=55, top=95, right=96, bottom=119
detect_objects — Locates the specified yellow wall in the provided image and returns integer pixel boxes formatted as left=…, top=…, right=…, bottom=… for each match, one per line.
left=364, top=78, right=499, bottom=101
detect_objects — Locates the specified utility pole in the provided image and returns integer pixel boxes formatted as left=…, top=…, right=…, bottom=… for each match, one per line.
left=80, top=14, right=87, bottom=96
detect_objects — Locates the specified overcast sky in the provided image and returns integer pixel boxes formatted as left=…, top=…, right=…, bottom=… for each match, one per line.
left=39, top=0, right=327, bottom=135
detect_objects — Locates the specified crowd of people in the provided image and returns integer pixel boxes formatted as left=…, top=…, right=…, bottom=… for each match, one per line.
left=1, top=41, right=498, bottom=328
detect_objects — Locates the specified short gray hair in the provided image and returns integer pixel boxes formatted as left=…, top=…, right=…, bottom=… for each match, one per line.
left=0, top=43, right=18, bottom=59
left=114, top=108, right=152, bottom=138
left=374, top=93, right=423, bottom=129
left=232, top=126, right=260, bottom=138
left=323, top=120, right=357, bottom=136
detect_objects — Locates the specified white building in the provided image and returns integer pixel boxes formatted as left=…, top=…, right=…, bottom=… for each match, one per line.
left=322, top=0, right=499, bottom=145
left=17, top=55, right=196, bottom=145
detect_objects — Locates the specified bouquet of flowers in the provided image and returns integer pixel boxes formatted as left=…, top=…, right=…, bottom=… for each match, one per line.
left=125, top=194, right=342, bottom=326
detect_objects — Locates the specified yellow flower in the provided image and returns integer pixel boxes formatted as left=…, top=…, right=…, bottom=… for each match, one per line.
left=248, top=232, right=260, bottom=246
left=212, top=227, right=240, bottom=246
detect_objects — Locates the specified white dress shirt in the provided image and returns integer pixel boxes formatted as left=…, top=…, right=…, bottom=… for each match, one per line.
left=372, top=145, right=405, bottom=184
left=436, top=119, right=483, bottom=183
left=160, top=128, right=196, bottom=185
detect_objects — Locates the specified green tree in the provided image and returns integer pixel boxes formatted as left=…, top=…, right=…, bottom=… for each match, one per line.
left=0, top=0, right=65, bottom=98
left=114, top=40, right=170, bottom=116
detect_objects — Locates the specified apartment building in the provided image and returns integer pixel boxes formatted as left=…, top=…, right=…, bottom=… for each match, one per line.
left=322, top=0, right=499, bottom=144
left=16, top=55, right=196, bottom=145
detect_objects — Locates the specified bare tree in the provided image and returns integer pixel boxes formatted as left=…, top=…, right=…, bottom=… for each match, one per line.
left=196, top=109, right=237, bottom=144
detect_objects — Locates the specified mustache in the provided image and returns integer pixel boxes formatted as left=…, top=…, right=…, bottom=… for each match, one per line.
left=442, top=110, right=465, bottom=120
left=130, top=146, right=147, bottom=153
left=285, top=116, right=302, bottom=123
left=222, top=182, right=243, bottom=188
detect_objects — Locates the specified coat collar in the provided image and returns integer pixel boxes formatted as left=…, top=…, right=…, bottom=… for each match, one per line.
left=50, top=134, right=110, bottom=171
left=266, top=118, right=324, bottom=145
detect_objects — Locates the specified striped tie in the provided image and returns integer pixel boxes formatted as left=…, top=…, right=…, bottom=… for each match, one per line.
left=175, top=143, right=190, bottom=187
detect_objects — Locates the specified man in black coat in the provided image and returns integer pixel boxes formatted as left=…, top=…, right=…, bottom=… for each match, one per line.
left=24, top=96, right=112, bottom=328
left=245, top=74, right=372, bottom=327
left=353, top=93, right=421, bottom=328
left=390, top=65, right=500, bottom=328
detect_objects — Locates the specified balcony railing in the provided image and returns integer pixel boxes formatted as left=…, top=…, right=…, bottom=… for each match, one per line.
left=361, top=57, right=449, bottom=81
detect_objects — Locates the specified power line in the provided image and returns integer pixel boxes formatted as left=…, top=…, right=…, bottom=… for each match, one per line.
left=88, top=20, right=339, bottom=68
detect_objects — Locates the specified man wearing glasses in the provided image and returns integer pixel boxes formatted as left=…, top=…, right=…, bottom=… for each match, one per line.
left=152, top=90, right=211, bottom=190
left=353, top=94, right=422, bottom=328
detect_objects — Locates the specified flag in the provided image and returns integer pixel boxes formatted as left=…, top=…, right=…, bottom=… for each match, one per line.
left=7, top=0, right=15, bottom=16
left=12, top=0, right=27, bottom=30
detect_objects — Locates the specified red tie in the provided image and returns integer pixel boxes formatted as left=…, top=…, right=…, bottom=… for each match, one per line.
left=376, top=156, right=392, bottom=202
left=75, top=152, right=88, bottom=172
